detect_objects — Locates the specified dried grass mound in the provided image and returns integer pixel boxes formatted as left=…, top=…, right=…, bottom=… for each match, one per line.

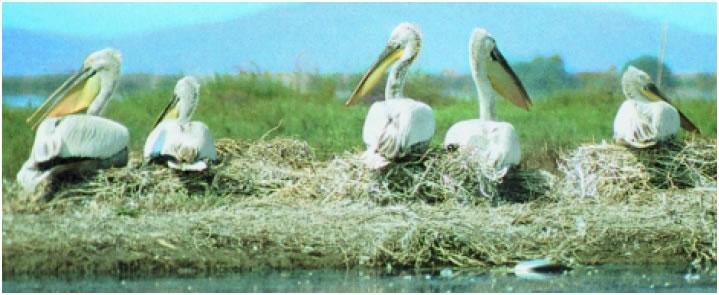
left=4, top=188, right=714, bottom=275
left=557, top=138, right=717, bottom=200
left=278, top=148, right=555, bottom=205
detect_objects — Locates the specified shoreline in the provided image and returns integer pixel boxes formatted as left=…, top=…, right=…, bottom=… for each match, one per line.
left=3, top=189, right=715, bottom=276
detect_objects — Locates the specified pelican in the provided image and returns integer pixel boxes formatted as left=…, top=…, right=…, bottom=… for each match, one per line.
left=345, top=22, right=435, bottom=169
left=443, top=28, right=532, bottom=176
left=143, top=76, right=217, bottom=171
left=17, top=48, right=129, bottom=192
left=613, top=66, right=700, bottom=148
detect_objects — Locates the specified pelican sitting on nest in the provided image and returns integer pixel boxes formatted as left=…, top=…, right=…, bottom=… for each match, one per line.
left=443, top=28, right=532, bottom=176
left=144, top=76, right=217, bottom=171
left=345, top=22, right=435, bottom=169
left=17, top=48, right=129, bottom=192
left=614, top=66, right=700, bottom=148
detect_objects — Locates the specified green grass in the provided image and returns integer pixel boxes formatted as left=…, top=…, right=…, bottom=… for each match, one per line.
left=3, top=72, right=716, bottom=178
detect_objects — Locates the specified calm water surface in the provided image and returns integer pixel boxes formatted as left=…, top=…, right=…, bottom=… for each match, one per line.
left=3, top=95, right=44, bottom=108
left=3, top=264, right=716, bottom=292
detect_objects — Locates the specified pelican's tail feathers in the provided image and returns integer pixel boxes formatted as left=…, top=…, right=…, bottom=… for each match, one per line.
left=167, top=160, right=208, bottom=172
left=16, top=160, right=52, bottom=193
left=361, top=150, right=391, bottom=170
left=377, top=111, right=412, bottom=159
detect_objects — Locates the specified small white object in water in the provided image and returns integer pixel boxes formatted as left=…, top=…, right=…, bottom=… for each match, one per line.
left=514, top=258, right=568, bottom=280
left=684, top=273, right=700, bottom=283
left=440, top=268, right=453, bottom=278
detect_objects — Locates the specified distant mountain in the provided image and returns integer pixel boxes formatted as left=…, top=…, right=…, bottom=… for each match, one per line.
left=4, top=3, right=716, bottom=76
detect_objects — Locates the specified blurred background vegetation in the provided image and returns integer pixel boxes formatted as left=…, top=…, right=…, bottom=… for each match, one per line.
left=3, top=54, right=716, bottom=178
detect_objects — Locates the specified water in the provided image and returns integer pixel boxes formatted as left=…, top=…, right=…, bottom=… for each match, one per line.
left=3, top=95, right=44, bottom=108
left=3, top=264, right=716, bottom=292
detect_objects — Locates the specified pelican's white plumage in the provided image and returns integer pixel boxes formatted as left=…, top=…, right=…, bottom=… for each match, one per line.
left=17, top=48, right=128, bottom=192
left=613, top=66, right=699, bottom=148
left=30, top=116, right=128, bottom=163
left=346, top=23, right=435, bottom=169
left=144, top=76, right=217, bottom=171
left=444, top=28, right=532, bottom=176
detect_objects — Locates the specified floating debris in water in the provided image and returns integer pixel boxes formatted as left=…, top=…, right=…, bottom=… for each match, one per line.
left=684, top=273, right=700, bottom=283
left=514, top=258, right=571, bottom=280
left=440, top=268, right=453, bottom=278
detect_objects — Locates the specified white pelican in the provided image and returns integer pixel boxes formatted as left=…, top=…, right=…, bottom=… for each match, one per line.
left=143, top=76, right=217, bottom=171
left=345, top=22, right=436, bottom=169
left=443, top=28, right=532, bottom=176
left=17, top=48, right=129, bottom=192
left=613, top=66, right=699, bottom=148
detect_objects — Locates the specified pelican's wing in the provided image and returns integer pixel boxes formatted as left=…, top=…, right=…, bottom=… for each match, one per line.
left=362, top=101, right=390, bottom=148
left=487, top=47, right=532, bottom=110
left=32, top=115, right=129, bottom=163
left=186, top=121, right=217, bottom=161
left=144, top=120, right=171, bottom=160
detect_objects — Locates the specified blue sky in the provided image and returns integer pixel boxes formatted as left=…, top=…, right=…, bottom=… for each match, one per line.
left=2, top=2, right=285, bottom=38
left=3, top=2, right=716, bottom=38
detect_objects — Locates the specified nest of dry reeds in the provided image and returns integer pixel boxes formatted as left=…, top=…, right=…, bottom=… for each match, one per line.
left=276, top=148, right=555, bottom=205
left=557, top=138, right=717, bottom=200
left=10, top=138, right=556, bottom=208
left=4, top=138, right=315, bottom=211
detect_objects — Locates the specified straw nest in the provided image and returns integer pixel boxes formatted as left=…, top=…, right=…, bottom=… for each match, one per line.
left=277, top=148, right=555, bottom=205
left=10, top=138, right=555, bottom=208
left=8, top=138, right=315, bottom=208
left=557, top=138, right=717, bottom=200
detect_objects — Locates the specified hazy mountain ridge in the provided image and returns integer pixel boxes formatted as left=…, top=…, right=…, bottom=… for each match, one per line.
left=4, top=3, right=716, bottom=76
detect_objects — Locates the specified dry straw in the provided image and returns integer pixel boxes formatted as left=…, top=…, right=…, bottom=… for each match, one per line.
left=2, top=137, right=716, bottom=275
left=557, top=138, right=716, bottom=201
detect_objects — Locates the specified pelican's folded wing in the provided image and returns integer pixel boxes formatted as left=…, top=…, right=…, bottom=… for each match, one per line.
left=51, top=114, right=129, bottom=159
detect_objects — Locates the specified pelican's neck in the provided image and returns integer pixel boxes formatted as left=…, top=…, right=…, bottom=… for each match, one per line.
left=178, top=114, right=191, bottom=125
left=178, top=98, right=195, bottom=125
left=471, top=56, right=496, bottom=121
left=385, top=46, right=417, bottom=99
left=86, top=70, right=119, bottom=116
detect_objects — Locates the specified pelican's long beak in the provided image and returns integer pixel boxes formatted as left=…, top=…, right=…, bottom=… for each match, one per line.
left=153, top=94, right=180, bottom=128
left=26, top=67, right=100, bottom=130
left=487, top=47, right=532, bottom=110
left=642, top=83, right=700, bottom=133
left=345, top=44, right=404, bottom=106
